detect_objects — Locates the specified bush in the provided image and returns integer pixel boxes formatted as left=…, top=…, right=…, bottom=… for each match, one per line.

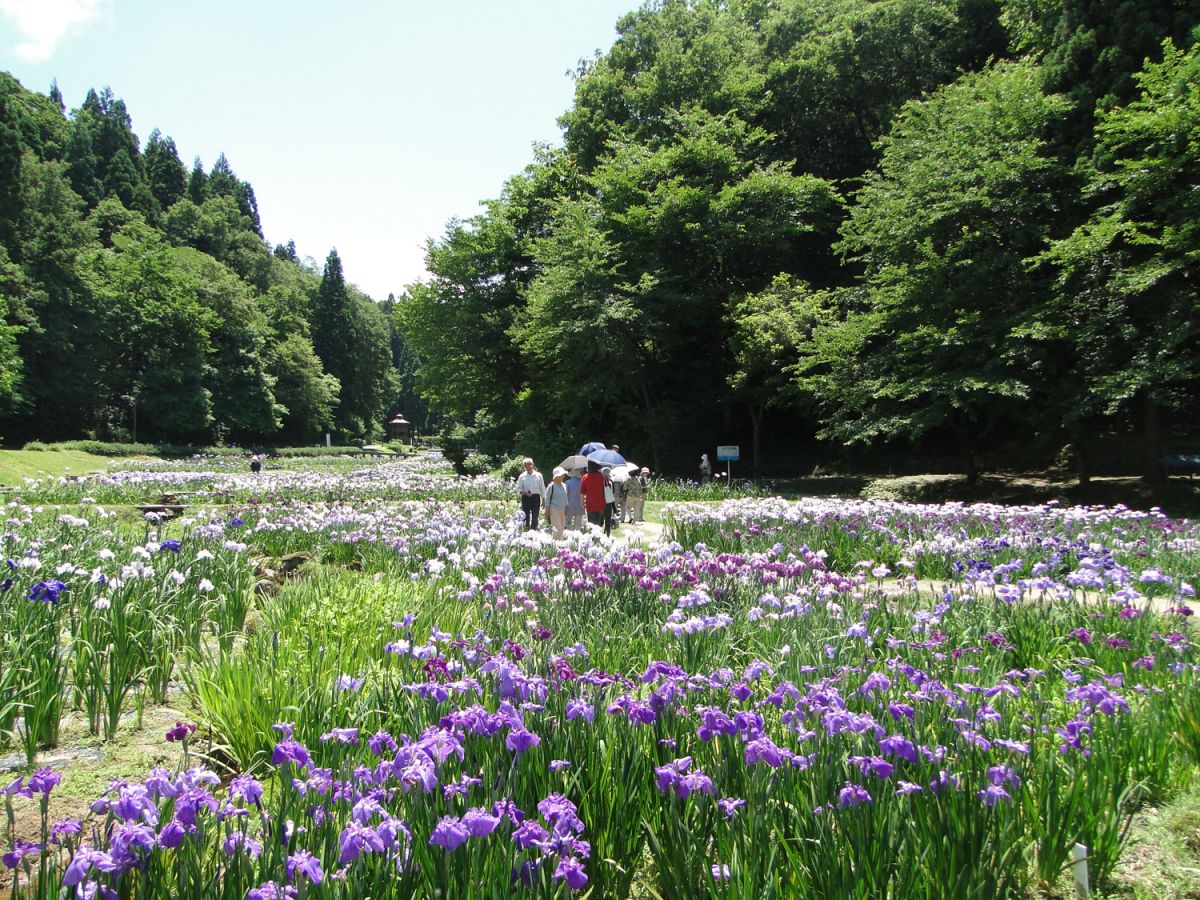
left=494, top=455, right=526, bottom=481
left=461, top=451, right=496, bottom=476
left=22, top=441, right=375, bottom=459
left=272, top=446, right=368, bottom=458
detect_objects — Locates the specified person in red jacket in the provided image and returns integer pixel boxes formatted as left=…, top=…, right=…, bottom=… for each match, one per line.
left=579, top=465, right=608, bottom=531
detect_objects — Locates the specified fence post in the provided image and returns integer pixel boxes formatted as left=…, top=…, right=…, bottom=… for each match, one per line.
left=1072, top=843, right=1090, bottom=899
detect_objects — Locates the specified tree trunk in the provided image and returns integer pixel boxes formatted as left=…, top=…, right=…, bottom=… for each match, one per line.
left=749, top=403, right=764, bottom=472
left=958, top=412, right=979, bottom=484
left=1074, top=440, right=1090, bottom=488
left=638, top=375, right=661, bottom=473
left=1142, top=393, right=1165, bottom=485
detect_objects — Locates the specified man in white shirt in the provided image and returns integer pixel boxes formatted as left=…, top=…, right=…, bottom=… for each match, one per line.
left=515, top=457, right=546, bottom=531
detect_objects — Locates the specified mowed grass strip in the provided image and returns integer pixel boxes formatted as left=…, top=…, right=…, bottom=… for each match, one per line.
left=0, top=448, right=119, bottom=485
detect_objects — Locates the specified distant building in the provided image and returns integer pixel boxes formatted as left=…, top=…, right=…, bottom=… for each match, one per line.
left=389, top=413, right=412, bottom=444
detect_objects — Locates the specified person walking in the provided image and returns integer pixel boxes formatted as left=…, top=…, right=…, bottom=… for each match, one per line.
left=580, top=464, right=608, bottom=531
left=566, top=472, right=584, bottom=530
left=624, top=467, right=648, bottom=523
left=699, top=453, right=713, bottom=483
left=601, top=467, right=617, bottom=536
left=544, top=467, right=569, bottom=538
left=516, top=457, right=546, bottom=531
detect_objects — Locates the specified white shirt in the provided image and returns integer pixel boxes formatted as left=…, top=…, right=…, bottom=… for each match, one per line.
left=516, top=470, right=545, bottom=497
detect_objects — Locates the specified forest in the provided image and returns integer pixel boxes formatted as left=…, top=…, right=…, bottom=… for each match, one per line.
left=0, top=79, right=424, bottom=446
left=2, top=0, right=1199, bottom=480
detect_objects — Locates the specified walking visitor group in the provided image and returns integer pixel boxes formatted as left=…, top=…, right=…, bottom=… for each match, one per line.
left=515, top=443, right=652, bottom=539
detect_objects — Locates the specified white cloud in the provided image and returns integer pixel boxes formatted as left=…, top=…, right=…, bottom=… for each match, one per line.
left=0, top=0, right=103, bottom=62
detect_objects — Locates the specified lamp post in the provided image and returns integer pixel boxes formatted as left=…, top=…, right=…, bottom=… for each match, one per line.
left=122, top=391, right=138, bottom=443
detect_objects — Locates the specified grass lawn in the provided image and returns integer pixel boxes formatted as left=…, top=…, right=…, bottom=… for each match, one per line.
left=0, top=448, right=117, bottom=485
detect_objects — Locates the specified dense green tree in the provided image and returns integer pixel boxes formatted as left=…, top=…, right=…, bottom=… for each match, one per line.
left=9, top=155, right=105, bottom=439
left=273, top=239, right=299, bottom=263
left=63, top=119, right=102, bottom=207
left=379, top=294, right=430, bottom=432
left=727, top=274, right=823, bottom=467
left=1042, top=39, right=1200, bottom=481
left=800, top=62, right=1071, bottom=476
left=187, top=157, right=207, bottom=205
left=103, top=148, right=140, bottom=209
left=401, top=183, right=535, bottom=435
left=175, top=249, right=281, bottom=442
left=204, top=153, right=262, bottom=235
left=143, top=129, right=186, bottom=211
left=0, top=248, right=26, bottom=415
left=312, top=249, right=392, bottom=439
left=0, top=82, right=27, bottom=252
left=1041, top=0, right=1200, bottom=155
left=340, top=291, right=394, bottom=439
left=82, top=223, right=214, bottom=441
left=270, top=333, right=339, bottom=444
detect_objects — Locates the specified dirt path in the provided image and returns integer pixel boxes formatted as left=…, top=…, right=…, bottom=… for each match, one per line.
left=609, top=519, right=666, bottom=545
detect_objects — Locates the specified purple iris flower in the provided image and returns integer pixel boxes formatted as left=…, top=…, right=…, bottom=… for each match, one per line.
left=246, top=882, right=291, bottom=900
left=338, top=821, right=385, bottom=864
left=677, top=770, right=715, bottom=799
left=462, top=807, right=501, bottom=838
left=977, top=785, right=1012, bottom=808
left=506, top=729, right=541, bottom=754
left=512, top=819, right=549, bottom=850
left=21, top=768, right=61, bottom=797
left=2, top=840, right=43, bottom=870
left=743, top=736, right=788, bottom=768
left=286, top=849, right=323, bottom=884
left=718, top=797, right=746, bottom=819
left=27, top=580, right=66, bottom=604
left=165, top=721, right=195, bottom=743
left=319, top=727, right=360, bottom=745
left=230, top=774, right=263, bottom=806
left=157, top=819, right=187, bottom=849
left=554, top=856, right=589, bottom=890
left=271, top=740, right=311, bottom=769
left=429, top=816, right=470, bottom=851
left=837, top=783, right=872, bottom=808
left=879, top=734, right=918, bottom=763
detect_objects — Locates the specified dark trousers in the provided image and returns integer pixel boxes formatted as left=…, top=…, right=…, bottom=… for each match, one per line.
left=587, top=510, right=604, bottom=528
left=521, top=495, right=540, bottom=530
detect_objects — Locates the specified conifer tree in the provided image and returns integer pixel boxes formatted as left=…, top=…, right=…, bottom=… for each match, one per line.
left=143, top=130, right=186, bottom=210
left=187, top=157, right=207, bottom=204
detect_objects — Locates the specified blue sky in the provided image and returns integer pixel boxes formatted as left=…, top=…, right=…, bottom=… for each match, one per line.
left=0, top=0, right=639, bottom=298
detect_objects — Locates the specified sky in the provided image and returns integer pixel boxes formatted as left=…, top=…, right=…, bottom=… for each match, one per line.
left=0, top=0, right=640, bottom=299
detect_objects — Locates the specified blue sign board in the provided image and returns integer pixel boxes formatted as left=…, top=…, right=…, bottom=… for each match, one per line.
left=716, top=445, right=740, bottom=461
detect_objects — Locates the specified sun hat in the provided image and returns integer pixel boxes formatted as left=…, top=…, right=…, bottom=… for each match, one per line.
left=641, top=467, right=650, bottom=474
left=552, top=467, right=566, bottom=478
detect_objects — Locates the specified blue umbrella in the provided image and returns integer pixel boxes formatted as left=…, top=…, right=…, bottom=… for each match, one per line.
left=578, top=441, right=607, bottom=456
left=587, top=448, right=626, bottom=467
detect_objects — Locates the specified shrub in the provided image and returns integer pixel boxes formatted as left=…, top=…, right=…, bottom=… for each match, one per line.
left=461, top=451, right=495, bottom=476
left=494, top=455, right=526, bottom=481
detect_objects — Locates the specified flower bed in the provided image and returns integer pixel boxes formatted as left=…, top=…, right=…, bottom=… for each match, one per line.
left=2, top=482, right=1198, bottom=898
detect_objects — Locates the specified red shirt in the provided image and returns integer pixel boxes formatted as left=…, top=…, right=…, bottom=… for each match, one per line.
left=580, top=471, right=608, bottom=513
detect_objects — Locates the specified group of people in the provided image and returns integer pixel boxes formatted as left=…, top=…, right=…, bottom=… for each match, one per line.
left=516, top=452, right=650, bottom=539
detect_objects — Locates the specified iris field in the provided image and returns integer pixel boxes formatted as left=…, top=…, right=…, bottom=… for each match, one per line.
left=2, top=452, right=1198, bottom=898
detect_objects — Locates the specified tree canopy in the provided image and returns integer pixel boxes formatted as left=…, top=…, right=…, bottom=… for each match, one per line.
left=399, top=0, right=1200, bottom=480
left=0, top=75, right=406, bottom=445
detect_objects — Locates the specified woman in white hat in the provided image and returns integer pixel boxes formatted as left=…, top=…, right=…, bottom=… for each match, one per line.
left=544, top=467, right=569, bottom=538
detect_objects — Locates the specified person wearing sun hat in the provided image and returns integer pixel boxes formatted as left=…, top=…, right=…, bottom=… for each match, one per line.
left=623, top=465, right=647, bottom=523
left=544, top=467, right=570, bottom=538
